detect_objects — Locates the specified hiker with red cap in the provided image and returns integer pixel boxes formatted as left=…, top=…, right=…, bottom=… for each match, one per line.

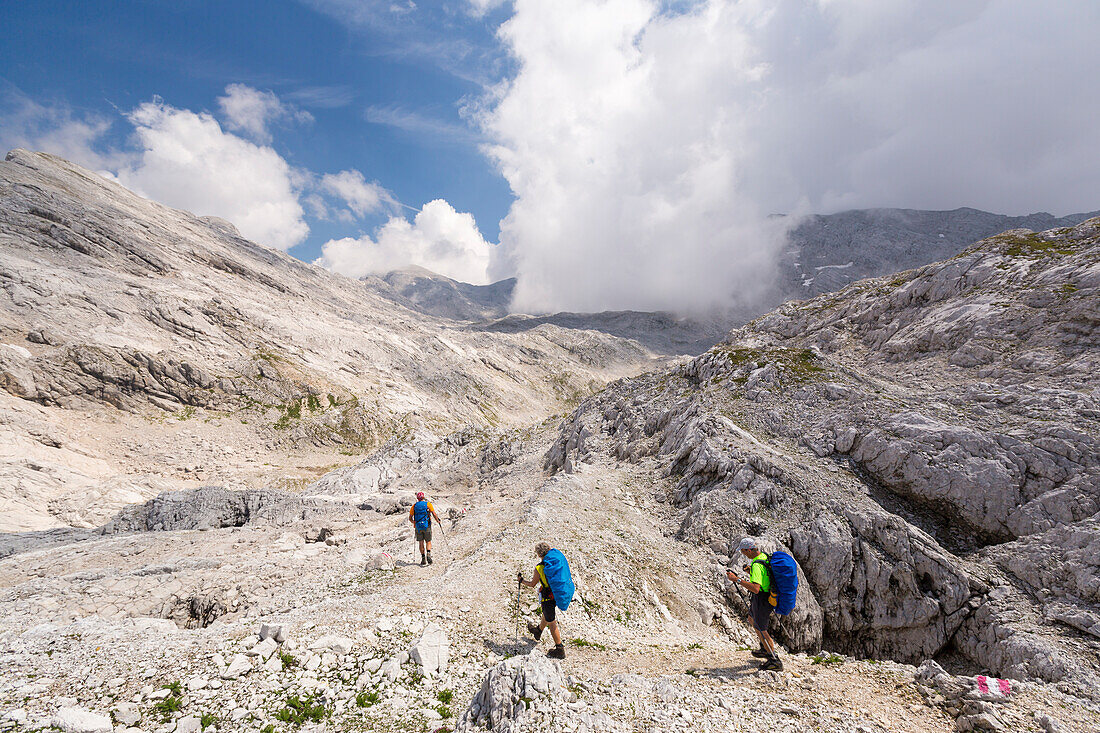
left=409, top=491, right=442, bottom=566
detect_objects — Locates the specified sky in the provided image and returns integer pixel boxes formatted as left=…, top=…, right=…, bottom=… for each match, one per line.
left=2, top=0, right=1099, bottom=314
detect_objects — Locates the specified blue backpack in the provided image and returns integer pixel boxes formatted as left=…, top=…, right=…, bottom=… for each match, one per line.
left=412, top=500, right=431, bottom=530
left=540, top=549, right=575, bottom=611
left=757, top=551, right=798, bottom=616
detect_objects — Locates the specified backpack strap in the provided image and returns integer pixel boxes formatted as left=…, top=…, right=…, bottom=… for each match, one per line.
left=536, top=564, right=554, bottom=598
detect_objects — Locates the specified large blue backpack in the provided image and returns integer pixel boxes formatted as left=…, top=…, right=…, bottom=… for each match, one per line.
left=412, top=500, right=431, bottom=530
left=540, top=549, right=575, bottom=611
left=757, top=551, right=798, bottom=616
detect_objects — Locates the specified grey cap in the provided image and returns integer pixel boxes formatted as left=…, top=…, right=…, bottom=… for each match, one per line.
left=738, top=537, right=758, bottom=552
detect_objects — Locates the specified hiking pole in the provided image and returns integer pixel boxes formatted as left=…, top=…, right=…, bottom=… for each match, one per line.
left=516, top=571, right=523, bottom=652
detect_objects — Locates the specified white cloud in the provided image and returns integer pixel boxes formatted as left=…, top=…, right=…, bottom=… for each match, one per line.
left=0, top=90, right=124, bottom=172
left=217, top=83, right=313, bottom=143
left=319, top=169, right=394, bottom=217
left=478, top=0, right=1100, bottom=314
left=114, top=99, right=309, bottom=250
left=366, top=105, right=479, bottom=145
left=315, top=199, right=492, bottom=283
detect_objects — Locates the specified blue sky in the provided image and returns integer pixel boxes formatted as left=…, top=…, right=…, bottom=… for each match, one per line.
left=1, top=0, right=513, bottom=261
left=3, top=1, right=1099, bottom=312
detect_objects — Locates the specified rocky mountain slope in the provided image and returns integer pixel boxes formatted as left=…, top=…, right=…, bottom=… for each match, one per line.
left=363, top=206, right=1099, bottom=357
left=0, top=151, right=1097, bottom=733
left=0, top=150, right=661, bottom=531
left=364, top=268, right=731, bottom=356
left=779, top=206, right=1100, bottom=299
left=546, top=218, right=1100, bottom=699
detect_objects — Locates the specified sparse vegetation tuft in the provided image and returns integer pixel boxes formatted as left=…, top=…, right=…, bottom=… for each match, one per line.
left=571, top=638, right=608, bottom=651
left=274, top=694, right=328, bottom=726
left=355, top=690, right=380, bottom=708
left=811, top=653, right=845, bottom=666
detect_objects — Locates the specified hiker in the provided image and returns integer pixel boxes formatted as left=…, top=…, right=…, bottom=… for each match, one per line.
left=728, top=537, right=783, bottom=671
left=518, top=542, right=566, bottom=659
left=409, top=491, right=441, bottom=566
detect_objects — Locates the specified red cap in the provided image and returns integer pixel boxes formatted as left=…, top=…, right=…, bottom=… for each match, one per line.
left=416, top=491, right=426, bottom=500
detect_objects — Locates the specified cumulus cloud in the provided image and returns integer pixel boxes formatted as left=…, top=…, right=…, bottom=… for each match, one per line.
left=319, top=169, right=395, bottom=217
left=478, top=0, right=1100, bottom=314
left=217, top=83, right=313, bottom=143
left=315, top=199, right=493, bottom=283
left=114, top=99, right=310, bottom=250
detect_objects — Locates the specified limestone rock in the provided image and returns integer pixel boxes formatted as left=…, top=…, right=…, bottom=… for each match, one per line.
left=409, top=623, right=449, bottom=676
left=53, top=708, right=112, bottom=733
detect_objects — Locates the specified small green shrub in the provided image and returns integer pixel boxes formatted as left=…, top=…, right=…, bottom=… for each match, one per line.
left=570, top=638, right=608, bottom=651
left=274, top=695, right=327, bottom=726
left=153, top=695, right=182, bottom=721
left=278, top=650, right=297, bottom=668
left=355, top=690, right=380, bottom=708
left=200, top=713, right=218, bottom=729
left=686, top=642, right=703, bottom=650
left=811, top=653, right=844, bottom=666
left=436, top=689, right=454, bottom=705
left=435, top=704, right=453, bottom=719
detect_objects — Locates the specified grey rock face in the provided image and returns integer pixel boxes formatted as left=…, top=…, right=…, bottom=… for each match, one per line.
left=545, top=218, right=1100, bottom=688
left=457, top=652, right=620, bottom=733
left=101, top=486, right=298, bottom=533
left=779, top=206, right=1100, bottom=300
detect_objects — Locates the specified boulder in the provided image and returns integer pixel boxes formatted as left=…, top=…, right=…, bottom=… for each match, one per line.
left=221, top=653, right=251, bottom=680
left=310, top=634, right=354, bottom=655
left=259, top=623, right=287, bottom=643
left=409, top=623, right=449, bottom=676
left=53, top=708, right=112, bottom=733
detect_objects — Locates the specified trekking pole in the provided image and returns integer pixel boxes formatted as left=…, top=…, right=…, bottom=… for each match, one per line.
left=516, top=572, right=522, bottom=651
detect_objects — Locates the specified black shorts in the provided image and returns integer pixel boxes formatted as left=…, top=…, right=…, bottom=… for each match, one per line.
left=750, top=592, right=773, bottom=631
left=541, top=598, right=557, bottom=623
left=415, top=527, right=432, bottom=542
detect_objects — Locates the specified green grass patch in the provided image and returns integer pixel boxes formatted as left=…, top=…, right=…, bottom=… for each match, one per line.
left=273, top=695, right=328, bottom=726
left=811, top=653, right=844, bottom=666
left=997, top=232, right=1076, bottom=257
left=571, top=638, right=608, bottom=651
left=355, top=690, right=380, bottom=708
left=436, top=689, right=454, bottom=705
left=686, top=642, right=703, bottom=650
left=200, top=713, right=218, bottom=730
left=613, top=609, right=633, bottom=624
left=153, top=694, right=182, bottom=721
left=714, top=346, right=826, bottom=383
left=278, top=650, right=297, bottom=668
left=435, top=704, right=453, bottom=719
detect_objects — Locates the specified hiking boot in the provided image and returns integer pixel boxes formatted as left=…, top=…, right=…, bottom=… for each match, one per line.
left=420, top=555, right=427, bottom=567
left=527, top=622, right=543, bottom=641
left=427, top=551, right=433, bottom=565
left=761, top=655, right=784, bottom=671
left=751, top=648, right=771, bottom=658
left=547, top=644, right=565, bottom=660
